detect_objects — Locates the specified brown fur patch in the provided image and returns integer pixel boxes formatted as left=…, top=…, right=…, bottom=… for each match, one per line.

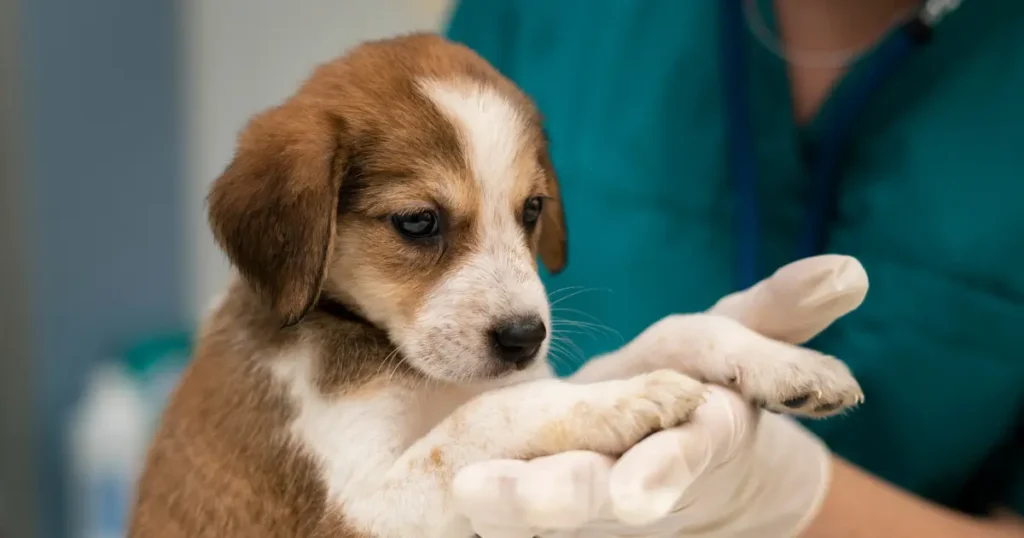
left=131, top=287, right=350, bottom=537
left=130, top=283, right=432, bottom=537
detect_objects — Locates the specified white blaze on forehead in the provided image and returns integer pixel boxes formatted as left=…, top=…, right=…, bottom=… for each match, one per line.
left=417, top=78, right=528, bottom=216
left=407, top=78, right=550, bottom=383
left=416, top=77, right=538, bottom=283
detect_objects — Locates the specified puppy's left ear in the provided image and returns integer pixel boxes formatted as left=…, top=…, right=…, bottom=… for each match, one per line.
left=207, top=103, right=346, bottom=325
left=537, top=137, right=568, bottom=274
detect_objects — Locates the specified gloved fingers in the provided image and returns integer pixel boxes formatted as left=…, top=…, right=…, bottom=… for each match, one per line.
left=706, top=285, right=755, bottom=320
left=607, top=427, right=708, bottom=526
left=767, top=255, right=867, bottom=327
left=514, top=451, right=615, bottom=529
left=771, top=254, right=868, bottom=310
left=454, top=452, right=616, bottom=531
left=453, top=459, right=532, bottom=527
left=708, top=255, right=868, bottom=345
left=608, top=386, right=753, bottom=526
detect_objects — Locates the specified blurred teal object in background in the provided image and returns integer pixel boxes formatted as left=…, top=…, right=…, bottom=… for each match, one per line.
left=68, top=333, right=193, bottom=538
left=121, top=332, right=194, bottom=431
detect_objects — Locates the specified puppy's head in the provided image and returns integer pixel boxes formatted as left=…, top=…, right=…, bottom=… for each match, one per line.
left=208, top=34, right=567, bottom=383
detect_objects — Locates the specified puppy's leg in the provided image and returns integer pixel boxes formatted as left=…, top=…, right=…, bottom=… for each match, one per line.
left=344, top=371, right=706, bottom=538
left=572, top=256, right=867, bottom=418
left=573, top=314, right=863, bottom=418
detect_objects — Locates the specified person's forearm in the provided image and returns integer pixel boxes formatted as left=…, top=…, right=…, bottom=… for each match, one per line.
left=802, top=457, right=1024, bottom=538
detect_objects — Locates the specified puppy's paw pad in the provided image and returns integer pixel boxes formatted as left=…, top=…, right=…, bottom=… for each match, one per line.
left=782, top=394, right=811, bottom=408
left=735, top=348, right=863, bottom=418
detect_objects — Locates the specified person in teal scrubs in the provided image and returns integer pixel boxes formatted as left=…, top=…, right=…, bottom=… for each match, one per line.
left=446, top=0, right=1024, bottom=535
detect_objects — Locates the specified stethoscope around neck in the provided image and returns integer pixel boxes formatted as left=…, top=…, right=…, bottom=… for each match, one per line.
left=720, top=0, right=964, bottom=291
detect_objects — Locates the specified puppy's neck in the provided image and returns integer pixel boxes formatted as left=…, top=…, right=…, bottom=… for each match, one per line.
left=209, top=279, right=412, bottom=390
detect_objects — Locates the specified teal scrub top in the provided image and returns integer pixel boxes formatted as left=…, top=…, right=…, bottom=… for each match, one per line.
left=447, top=0, right=1024, bottom=517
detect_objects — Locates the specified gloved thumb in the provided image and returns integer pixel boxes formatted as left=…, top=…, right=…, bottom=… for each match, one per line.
left=607, top=386, right=755, bottom=525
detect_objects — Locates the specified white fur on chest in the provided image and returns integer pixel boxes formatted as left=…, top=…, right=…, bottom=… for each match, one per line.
left=269, top=346, right=556, bottom=537
left=268, top=350, right=481, bottom=508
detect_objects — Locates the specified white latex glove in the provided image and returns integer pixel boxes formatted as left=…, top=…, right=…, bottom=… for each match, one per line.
left=453, top=255, right=868, bottom=538
left=454, top=388, right=829, bottom=538
left=602, top=390, right=830, bottom=537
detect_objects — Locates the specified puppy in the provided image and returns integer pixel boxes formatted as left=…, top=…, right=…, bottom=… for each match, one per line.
left=129, top=34, right=862, bottom=538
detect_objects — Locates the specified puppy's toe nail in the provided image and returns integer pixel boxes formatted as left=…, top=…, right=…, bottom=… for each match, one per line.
left=813, top=401, right=843, bottom=413
left=782, top=394, right=811, bottom=409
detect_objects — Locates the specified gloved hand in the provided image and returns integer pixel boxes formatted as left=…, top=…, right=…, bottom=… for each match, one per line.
left=453, top=255, right=869, bottom=538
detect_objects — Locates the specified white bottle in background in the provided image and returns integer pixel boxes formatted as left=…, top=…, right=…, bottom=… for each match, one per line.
left=69, top=361, right=148, bottom=538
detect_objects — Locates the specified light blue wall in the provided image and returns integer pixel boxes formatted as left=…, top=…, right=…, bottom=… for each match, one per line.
left=17, top=0, right=186, bottom=536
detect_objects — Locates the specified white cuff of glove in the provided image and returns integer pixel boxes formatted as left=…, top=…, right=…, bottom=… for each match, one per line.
left=744, top=412, right=833, bottom=538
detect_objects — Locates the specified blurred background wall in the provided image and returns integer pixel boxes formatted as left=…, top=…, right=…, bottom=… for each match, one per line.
left=1, top=1, right=453, bottom=537
left=15, top=0, right=186, bottom=536
left=1, top=1, right=37, bottom=536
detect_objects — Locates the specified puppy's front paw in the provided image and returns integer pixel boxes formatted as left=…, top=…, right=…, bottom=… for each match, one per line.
left=730, top=345, right=863, bottom=418
left=615, top=370, right=706, bottom=428
left=574, top=370, right=707, bottom=455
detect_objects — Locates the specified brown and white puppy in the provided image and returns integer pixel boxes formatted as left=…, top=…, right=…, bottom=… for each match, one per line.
left=129, top=34, right=862, bottom=538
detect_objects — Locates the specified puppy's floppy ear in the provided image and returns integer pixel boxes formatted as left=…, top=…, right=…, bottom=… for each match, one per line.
left=207, top=103, right=345, bottom=325
left=537, top=134, right=568, bottom=274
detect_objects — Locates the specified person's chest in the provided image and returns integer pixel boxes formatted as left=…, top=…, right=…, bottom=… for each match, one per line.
left=507, top=0, right=1024, bottom=509
left=804, top=10, right=1024, bottom=507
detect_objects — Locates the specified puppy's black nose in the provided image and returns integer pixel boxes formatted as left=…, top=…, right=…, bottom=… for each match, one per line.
left=490, top=316, right=547, bottom=368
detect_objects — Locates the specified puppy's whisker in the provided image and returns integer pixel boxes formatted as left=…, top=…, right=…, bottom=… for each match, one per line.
left=551, top=307, right=610, bottom=327
left=550, top=327, right=592, bottom=338
left=548, top=351, right=584, bottom=372
left=546, top=286, right=588, bottom=300
left=378, top=348, right=400, bottom=375
left=382, top=349, right=406, bottom=385
left=547, top=340, right=571, bottom=356
left=549, top=335, right=588, bottom=364
left=374, top=347, right=402, bottom=379
left=545, top=348, right=584, bottom=374
left=553, top=318, right=615, bottom=334
left=548, top=287, right=611, bottom=307
left=548, top=335, right=587, bottom=364
left=554, top=324, right=608, bottom=343
left=552, top=318, right=623, bottom=343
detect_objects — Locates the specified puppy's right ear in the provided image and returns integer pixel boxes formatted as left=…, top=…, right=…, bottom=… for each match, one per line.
left=207, top=103, right=346, bottom=326
left=537, top=132, right=567, bottom=274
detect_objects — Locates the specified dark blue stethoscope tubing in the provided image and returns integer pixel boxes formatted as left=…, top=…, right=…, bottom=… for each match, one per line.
left=720, top=0, right=760, bottom=290
left=799, top=29, right=919, bottom=261
left=721, top=0, right=933, bottom=290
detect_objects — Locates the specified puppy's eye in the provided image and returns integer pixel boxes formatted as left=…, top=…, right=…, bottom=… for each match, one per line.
left=391, top=211, right=440, bottom=240
left=522, top=197, right=545, bottom=227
